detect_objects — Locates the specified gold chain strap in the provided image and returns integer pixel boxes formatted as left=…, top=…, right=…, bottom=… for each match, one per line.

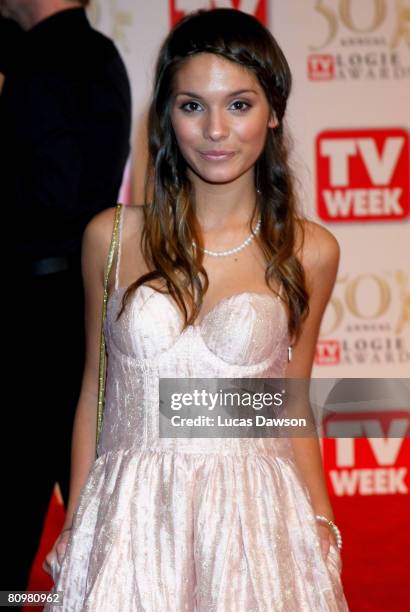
left=96, top=203, right=123, bottom=455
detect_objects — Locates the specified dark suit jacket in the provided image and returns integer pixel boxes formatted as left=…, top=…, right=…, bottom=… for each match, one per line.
left=0, top=7, right=132, bottom=262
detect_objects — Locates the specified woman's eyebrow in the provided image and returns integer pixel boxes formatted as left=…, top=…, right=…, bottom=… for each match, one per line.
left=174, top=89, right=259, bottom=99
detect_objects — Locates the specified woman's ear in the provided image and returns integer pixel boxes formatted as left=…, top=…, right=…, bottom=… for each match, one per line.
left=268, top=111, right=279, bottom=129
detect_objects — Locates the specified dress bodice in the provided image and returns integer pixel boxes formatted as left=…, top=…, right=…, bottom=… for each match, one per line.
left=98, top=283, right=291, bottom=458
left=106, top=285, right=288, bottom=369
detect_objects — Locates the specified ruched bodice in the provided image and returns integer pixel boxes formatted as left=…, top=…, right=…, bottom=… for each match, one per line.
left=97, top=285, right=291, bottom=458
left=105, top=285, right=288, bottom=367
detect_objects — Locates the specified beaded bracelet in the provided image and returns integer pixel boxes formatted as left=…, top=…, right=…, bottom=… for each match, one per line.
left=315, top=515, right=343, bottom=551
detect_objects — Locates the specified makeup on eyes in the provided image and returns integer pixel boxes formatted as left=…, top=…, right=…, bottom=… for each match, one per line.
left=175, top=89, right=258, bottom=110
left=178, top=99, right=253, bottom=113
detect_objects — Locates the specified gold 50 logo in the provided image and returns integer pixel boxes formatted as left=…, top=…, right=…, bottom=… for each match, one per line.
left=310, top=0, right=410, bottom=50
left=321, top=271, right=410, bottom=335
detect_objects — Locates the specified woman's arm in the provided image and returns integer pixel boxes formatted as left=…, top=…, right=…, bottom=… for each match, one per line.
left=62, top=207, right=119, bottom=530
left=43, top=206, right=119, bottom=576
left=284, top=221, right=340, bottom=552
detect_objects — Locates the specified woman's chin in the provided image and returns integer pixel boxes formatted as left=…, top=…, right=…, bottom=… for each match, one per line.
left=189, top=168, right=251, bottom=187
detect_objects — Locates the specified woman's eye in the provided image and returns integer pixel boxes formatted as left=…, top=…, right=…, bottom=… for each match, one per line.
left=230, top=100, right=251, bottom=112
left=178, top=100, right=251, bottom=113
left=180, top=101, right=202, bottom=113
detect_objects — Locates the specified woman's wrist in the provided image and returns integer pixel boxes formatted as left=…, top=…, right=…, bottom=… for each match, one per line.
left=315, top=514, right=342, bottom=550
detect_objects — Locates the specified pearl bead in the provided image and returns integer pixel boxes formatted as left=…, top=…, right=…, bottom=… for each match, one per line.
left=315, top=514, right=343, bottom=551
left=192, top=218, right=261, bottom=258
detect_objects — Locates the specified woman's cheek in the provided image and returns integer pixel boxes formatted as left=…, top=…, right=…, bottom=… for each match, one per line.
left=236, top=117, right=269, bottom=145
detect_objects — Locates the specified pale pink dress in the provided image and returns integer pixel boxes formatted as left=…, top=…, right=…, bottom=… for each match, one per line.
left=46, top=204, right=349, bottom=611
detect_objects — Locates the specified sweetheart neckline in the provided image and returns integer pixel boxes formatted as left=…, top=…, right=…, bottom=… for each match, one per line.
left=107, top=284, right=286, bottom=329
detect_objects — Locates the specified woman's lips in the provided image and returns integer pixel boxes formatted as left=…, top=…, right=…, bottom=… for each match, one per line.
left=199, top=150, right=236, bottom=161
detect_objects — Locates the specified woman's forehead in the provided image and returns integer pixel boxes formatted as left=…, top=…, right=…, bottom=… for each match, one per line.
left=173, top=53, right=262, bottom=94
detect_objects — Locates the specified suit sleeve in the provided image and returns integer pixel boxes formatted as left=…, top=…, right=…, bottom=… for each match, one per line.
left=0, top=16, right=23, bottom=75
left=22, top=71, right=84, bottom=227
left=22, top=53, right=131, bottom=239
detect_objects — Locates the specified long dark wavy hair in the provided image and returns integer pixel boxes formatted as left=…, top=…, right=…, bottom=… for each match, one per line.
left=116, top=8, right=309, bottom=340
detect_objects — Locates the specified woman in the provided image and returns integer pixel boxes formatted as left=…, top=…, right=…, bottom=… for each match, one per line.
left=44, top=8, right=349, bottom=611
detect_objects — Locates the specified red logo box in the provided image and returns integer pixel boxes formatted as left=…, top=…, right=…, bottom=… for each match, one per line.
left=308, top=54, right=334, bottom=80
left=169, top=0, right=267, bottom=26
left=315, top=340, right=341, bottom=365
left=316, top=128, right=410, bottom=222
left=323, top=410, right=410, bottom=443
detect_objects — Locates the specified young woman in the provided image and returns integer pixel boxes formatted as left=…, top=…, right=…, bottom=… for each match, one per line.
left=44, top=8, right=349, bottom=611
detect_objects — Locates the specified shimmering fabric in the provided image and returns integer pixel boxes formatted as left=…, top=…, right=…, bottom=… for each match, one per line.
left=46, top=215, right=349, bottom=611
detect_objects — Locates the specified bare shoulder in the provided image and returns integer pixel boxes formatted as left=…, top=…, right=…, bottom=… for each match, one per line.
left=84, top=202, right=143, bottom=231
left=82, top=205, right=119, bottom=254
left=81, top=206, right=119, bottom=286
left=295, top=218, right=340, bottom=278
left=83, top=204, right=144, bottom=256
left=82, top=206, right=119, bottom=250
left=83, top=203, right=146, bottom=292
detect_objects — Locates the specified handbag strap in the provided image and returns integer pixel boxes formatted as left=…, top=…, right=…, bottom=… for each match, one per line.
left=96, top=203, right=123, bottom=454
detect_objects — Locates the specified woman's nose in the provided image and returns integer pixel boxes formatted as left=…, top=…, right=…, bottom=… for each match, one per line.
left=203, top=109, right=229, bottom=141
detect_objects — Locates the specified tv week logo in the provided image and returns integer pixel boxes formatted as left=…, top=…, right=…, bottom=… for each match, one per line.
left=324, top=415, right=409, bottom=496
left=316, top=129, right=410, bottom=222
left=169, top=0, right=267, bottom=26
left=308, top=55, right=334, bottom=81
left=315, top=340, right=340, bottom=366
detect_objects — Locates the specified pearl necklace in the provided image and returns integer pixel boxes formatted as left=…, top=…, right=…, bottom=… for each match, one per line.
left=192, top=217, right=261, bottom=257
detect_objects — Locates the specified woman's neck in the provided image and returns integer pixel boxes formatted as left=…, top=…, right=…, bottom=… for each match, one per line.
left=190, top=170, right=258, bottom=233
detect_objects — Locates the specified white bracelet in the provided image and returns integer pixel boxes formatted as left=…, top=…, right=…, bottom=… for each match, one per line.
left=315, top=514, right=343, bottom=551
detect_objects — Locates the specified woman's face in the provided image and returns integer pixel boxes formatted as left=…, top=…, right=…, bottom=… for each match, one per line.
left=170, top=53, right=277, bottom=187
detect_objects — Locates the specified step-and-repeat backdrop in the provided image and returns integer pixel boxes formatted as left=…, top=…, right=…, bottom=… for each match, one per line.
left=91, top=1, right=409, bottom=609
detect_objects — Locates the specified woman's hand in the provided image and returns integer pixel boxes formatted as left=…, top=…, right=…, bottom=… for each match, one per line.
left=318, top=523, right=336, bottom=561
left=42, top=528, right=71, bottom=577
